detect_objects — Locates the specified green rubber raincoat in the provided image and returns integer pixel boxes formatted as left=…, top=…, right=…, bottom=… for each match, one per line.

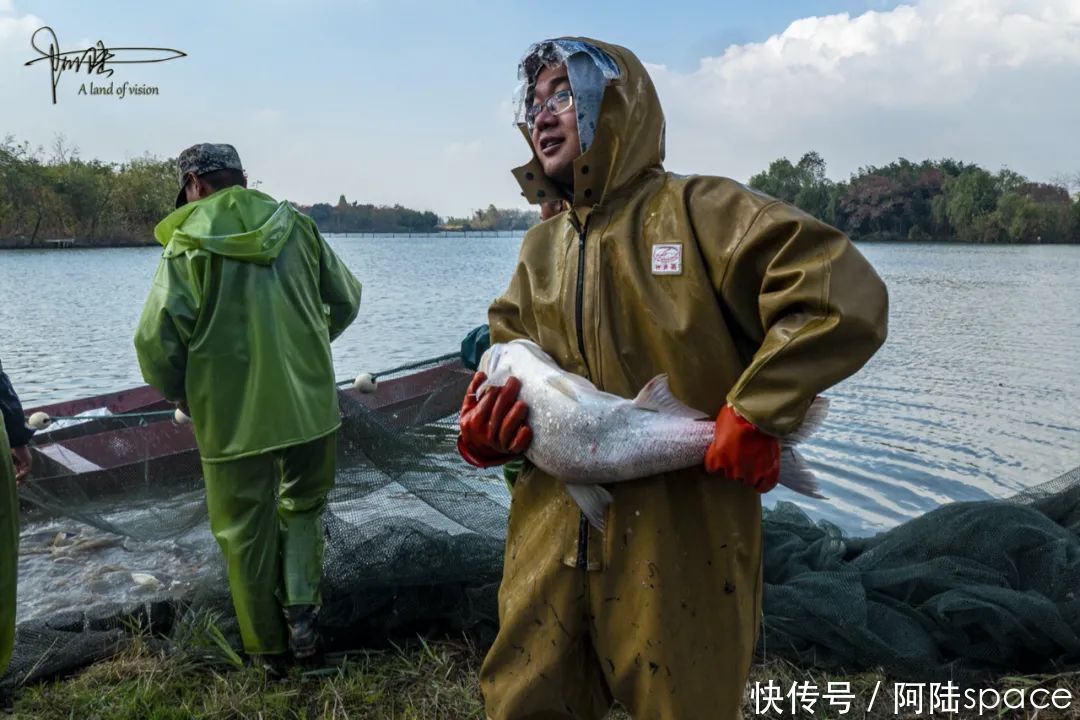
left=135, top=186, right=361, bottom=655
left=135, top=186, right=362, bottom=462
left=0, top=425, right=16, bottom=676
left=480, top=39, right=889, bottom=719
left=0, top=359, right=30, bottom=677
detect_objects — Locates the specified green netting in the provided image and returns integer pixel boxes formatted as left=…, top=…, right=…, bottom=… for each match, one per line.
left=761, top=464, right=1080, bottom=682
left=4, top=359, right=1079, bottom=691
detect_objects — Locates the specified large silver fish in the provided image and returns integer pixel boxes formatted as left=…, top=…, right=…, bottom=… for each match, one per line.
left=477, top=339, right=828, bottom=531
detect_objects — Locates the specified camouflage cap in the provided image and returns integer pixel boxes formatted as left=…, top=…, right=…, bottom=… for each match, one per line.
left=175, top=143, right=244, bottom=208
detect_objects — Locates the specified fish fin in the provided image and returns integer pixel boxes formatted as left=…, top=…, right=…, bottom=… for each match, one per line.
left=475, top=376, right=499, bottom=398
left=782, top=396, right=831, bottom=446
left=565, top=483, right=613, bottom=532
left=514, top=339, right=572, bottom=373
left=778, top=448, right=827, bottom=499
left=510, top=340, right=599, bottom=398
left=631, top=375, right=709, bottom=419
left=477, top=346, right=494, bottom=376
left=545, top=375, right=585, bottom=401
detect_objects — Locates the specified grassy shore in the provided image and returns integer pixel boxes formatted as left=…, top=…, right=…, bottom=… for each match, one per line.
left=8, top=630, right=1080, bottom=720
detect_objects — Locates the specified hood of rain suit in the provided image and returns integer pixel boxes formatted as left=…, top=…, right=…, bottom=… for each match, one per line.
left=511, top=37, right=665, bottom=213
left=154, top=186, right=292, bottom=265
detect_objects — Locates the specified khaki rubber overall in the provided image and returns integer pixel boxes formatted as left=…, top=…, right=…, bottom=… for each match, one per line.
left=481, top=38, right=888, bottom=719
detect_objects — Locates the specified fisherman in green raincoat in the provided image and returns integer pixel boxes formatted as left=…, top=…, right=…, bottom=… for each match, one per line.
left=1, top=360, right=34, bottom=677
left=134, top=144, right=362, bottom=668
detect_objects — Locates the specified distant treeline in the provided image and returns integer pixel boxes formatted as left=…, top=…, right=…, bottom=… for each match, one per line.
left=0, top=137, right=175, bottom=247
left=293, top=198, right=539, bottom=233
left=0, top=138, right=537, bottom=247
left=296, top=196, right=442, bottom=234
left=444, top=204, right=540, bottom=231
left=3, top=137, right=1076, bottom=247
left=750, top=152, right=1080, bottom=244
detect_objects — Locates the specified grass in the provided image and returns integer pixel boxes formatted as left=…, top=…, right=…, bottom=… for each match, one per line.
left=11, top=633, right=486, bottom=720
left=8, top=616, right=1080, bottom=719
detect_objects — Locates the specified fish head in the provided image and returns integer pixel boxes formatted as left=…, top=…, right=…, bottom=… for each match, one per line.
left=477, top=339, right=552, bottom=397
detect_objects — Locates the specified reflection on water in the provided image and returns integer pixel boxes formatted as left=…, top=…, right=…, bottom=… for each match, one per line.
left=2, top=239, right=1078, bottom=534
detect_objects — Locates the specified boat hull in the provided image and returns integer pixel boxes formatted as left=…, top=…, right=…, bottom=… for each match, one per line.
left=22, top=360, right=471, bottom=499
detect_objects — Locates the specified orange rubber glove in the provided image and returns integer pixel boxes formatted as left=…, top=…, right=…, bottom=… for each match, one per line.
left=704, top=405, right=780, bottom=493
left=457, top=372, right=532, bottom=468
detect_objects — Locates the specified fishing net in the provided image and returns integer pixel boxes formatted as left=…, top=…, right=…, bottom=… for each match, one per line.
left=4, top=355, right=505, bottom=691
left=760, top=464, right=1080, bottom=683
left=3, top=350, right=1080, bottom=692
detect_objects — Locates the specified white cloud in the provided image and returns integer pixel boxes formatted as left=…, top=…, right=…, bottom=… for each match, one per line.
left=0, top=6, right=40, bottom=49
left=648, top=0, right=1080, bottom=183
left=0, top=3, right=46, bottom=123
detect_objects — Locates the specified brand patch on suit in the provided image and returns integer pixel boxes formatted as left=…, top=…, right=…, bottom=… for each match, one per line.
left=651, top=244, right=682, bottom=275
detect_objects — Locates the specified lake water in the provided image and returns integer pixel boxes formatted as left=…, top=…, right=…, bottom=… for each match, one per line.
left=1, top=237, right=1078, bottom=535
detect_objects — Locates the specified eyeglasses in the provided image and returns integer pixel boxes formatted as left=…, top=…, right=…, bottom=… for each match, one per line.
left=525, top=89, right=574, bottom=129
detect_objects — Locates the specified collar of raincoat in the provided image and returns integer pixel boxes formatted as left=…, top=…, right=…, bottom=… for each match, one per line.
left=153, top=186, right=296, bottom=266
left=512, top=38, right=666, bottom=222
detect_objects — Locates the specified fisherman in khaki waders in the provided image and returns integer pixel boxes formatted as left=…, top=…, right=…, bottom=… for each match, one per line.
left=135, top=144, right=362, bottom=671
left=1, top=360, right=34, bottom=677
left=457, top=39, right=889, bottom=718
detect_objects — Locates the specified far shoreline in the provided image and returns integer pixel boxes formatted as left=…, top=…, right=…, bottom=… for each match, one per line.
left=2, top=235, right=1079, bottom=250
left=0, top=229, right=533, bottom=250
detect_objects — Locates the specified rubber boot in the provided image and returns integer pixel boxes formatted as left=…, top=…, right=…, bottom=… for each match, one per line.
left=284, top=605, right=323, bottom=664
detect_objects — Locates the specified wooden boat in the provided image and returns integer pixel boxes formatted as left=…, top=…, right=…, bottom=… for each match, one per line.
left=21, top=357, right=472, bottom=497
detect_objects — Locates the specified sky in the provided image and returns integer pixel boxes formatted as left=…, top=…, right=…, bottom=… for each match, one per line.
left=2, top=0, right=1079, bottom=217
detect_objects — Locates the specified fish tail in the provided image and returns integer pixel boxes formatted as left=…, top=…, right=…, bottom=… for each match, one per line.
left=564, top=483, right=613, bottom=532
left=778, top=447, right=827, bottom=499
left=782, top=396, right=831, bottom=446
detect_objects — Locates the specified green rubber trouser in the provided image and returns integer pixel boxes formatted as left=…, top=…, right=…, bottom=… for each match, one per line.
left=201, top=432, right=336, bottom=655
left=502, top=459, right=523, bottom=494
left=0, top=425, right=18, bottom=676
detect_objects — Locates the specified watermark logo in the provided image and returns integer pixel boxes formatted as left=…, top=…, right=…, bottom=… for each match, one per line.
left=24, top=26, right=186, bottom=104
left=748, top=680, right=1075, bottom=716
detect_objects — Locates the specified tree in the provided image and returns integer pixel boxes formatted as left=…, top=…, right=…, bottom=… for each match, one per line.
left=747, top=151, right=1077, bottom=244
left=50, top=158, right=116, bottom=239
left=749, top=151, right=838, bottom=224
left=938, top=168, right=1000, bottom=242
left=749, top=157, right=802, bottom=203
left=444, top=205, right=540, bottom=231
left=110, top=156, right=174, bottom=239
